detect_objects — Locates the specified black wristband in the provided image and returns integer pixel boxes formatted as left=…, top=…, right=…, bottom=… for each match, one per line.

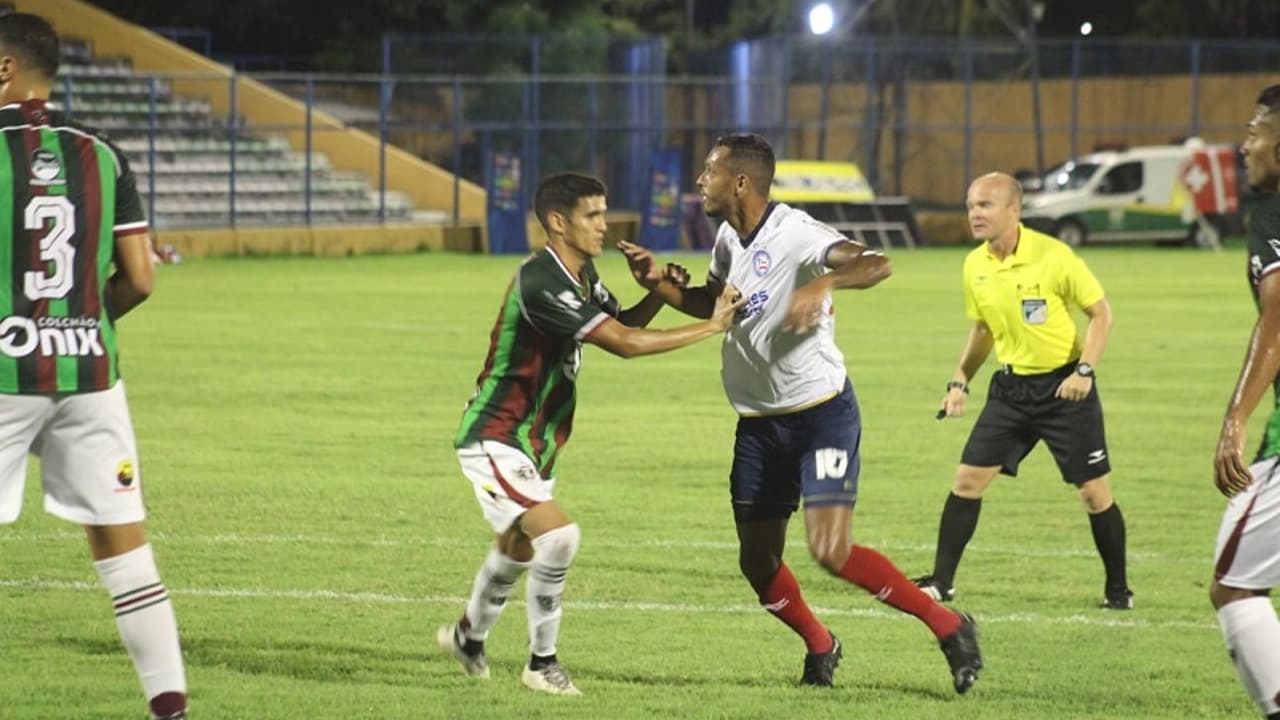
left=946, top=380, right=969, bottom=395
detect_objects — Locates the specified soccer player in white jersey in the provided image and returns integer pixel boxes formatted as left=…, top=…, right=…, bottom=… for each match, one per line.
left=619, top=133, right=983, bottom=693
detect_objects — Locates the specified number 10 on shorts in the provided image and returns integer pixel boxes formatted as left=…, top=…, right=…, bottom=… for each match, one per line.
left=814, top=448, right=849, bottom=480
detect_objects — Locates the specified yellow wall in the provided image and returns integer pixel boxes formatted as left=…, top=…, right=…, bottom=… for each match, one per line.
left=158, top=223, right=486, bottom=258
left=24, top=0, right=486, bottom=220
left=153, top=215, right=644, bottom=259
left=780, top=71, right=1280, bottom=204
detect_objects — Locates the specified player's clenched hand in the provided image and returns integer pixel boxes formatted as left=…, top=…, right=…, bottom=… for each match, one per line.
left=1215, top=418, right=1254, bottom=498
left=710, top=284, right=746, bottom=331
left=662, top=262, right=690, bottom=288
left=783, top=280, right=830, bottom=333
left=616, top=240, right=664, bottom=290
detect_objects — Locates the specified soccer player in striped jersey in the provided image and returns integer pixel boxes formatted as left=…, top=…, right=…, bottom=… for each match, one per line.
left=620, top=134, right=983, bottom=693
left=439, top=172, right=743, bottom=695
left=0, top=14, right=187, bottom=719
left=1212, top=84, right=1280, bottom=720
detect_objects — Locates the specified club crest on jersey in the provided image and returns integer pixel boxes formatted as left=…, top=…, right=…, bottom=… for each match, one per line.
left=752, top=250, right=772, bottom=277
left=31, top=149, right=64, bottom=185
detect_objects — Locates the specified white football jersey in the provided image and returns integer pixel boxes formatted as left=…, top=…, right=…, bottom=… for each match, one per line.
left=708, top=203, right=855, bottom=415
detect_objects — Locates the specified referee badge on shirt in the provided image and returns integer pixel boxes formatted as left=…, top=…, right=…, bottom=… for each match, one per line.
left=752, top=250, right=771, bottom=277
left=1021, top=298, right=1048, bottom=324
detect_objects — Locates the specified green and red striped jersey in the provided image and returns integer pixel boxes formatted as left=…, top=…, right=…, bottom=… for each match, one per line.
left=455, top=246, right=621, bottom=477
left=0, top=99, right=145, bottom=394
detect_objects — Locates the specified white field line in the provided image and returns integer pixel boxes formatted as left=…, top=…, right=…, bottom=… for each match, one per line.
left=0, top=529, right=1197, bottom=563
left=0, top=576, right=1218, bottom=631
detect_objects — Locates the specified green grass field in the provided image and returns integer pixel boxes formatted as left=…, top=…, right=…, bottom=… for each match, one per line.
left=0, top=244, right=1266, bottom=718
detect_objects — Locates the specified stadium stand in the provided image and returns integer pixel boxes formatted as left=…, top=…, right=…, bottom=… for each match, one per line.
left=52, top=39, right=414, bottom=229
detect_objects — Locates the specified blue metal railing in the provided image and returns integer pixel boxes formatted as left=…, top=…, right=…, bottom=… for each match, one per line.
left=47, top=35, right=1280, bottom=232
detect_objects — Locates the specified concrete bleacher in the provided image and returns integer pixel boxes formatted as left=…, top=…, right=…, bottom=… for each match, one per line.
left=51, top=40, right=416, bottom=229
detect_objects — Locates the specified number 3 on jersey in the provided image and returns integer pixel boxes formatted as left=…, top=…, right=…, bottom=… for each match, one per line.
left=23, top=195, right=76, bottom=301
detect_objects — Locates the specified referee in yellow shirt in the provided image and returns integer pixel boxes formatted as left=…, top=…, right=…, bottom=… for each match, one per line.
left=914, top=172, right=1132, bottom=611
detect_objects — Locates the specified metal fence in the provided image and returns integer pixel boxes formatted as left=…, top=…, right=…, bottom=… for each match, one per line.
left=51, top=34, right=1280, bottom=229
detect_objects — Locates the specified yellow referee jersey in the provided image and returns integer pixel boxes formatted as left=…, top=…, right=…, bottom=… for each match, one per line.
left=962, top=224, right=1105, bottom=375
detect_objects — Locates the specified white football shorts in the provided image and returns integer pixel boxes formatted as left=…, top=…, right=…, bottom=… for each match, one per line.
left=0, top=380, right=144, bottom=526
left=456, top=440, right=555, bottom=534
left=1214, top=456, right=1280, bottom=590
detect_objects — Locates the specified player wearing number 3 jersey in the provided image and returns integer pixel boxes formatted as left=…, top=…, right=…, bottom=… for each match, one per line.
left=0, top=13, right=187, bottom=719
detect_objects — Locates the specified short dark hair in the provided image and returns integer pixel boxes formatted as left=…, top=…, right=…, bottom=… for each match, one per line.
left=714, top=133, right=776, bottom=192
left=1258, top=85, right=1280, bottom=118
left=0, top=13, right=59, bottom=81
left=534, top=172, right=607, bottom=231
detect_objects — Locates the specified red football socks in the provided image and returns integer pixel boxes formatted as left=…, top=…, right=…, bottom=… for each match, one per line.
left=760, top=563, right=834, bottom=654
left=839, top=545, right=962, bottom=640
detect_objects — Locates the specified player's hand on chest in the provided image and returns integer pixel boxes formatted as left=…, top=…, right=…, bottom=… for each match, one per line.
left=730, top=245, right=797, bottom=321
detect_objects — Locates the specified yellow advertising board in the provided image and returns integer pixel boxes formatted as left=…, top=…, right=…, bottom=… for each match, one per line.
left=771, top=161, right=876, bottom=203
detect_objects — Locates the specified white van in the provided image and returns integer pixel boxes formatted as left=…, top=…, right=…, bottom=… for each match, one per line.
left=1020, top=141, right=1228, bottom=247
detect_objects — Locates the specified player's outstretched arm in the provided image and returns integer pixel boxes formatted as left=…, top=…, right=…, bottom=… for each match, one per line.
left=939, top=322, right=994, bottom=419
left=614, top=240, right=681, bottom=327
left=784, top=241, right=891, bottom=332
left=585, top=284, right=744, bottom=358
left=615, top=291, right=668, bottom=329
left=1216, top=274, right=1280, bottom=496
left=617, top=240, right=717, bottom=320
left=106, top=232, right=156, bottom=321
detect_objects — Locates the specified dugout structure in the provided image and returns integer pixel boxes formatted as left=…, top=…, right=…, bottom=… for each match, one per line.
left=772, top=161, right=926, bottom=248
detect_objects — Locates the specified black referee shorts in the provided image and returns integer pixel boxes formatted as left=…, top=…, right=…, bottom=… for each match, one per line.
left=960, top=363, right=1111, bottom=485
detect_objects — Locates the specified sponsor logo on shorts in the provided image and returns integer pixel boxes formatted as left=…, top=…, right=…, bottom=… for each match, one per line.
left=0, top=316, right=105, bottom=358
left=115, top=460, right=136, bottom=493
left=514, top=465, right=538, bottom=482
left=1087, top=449, right=1107, bottom=464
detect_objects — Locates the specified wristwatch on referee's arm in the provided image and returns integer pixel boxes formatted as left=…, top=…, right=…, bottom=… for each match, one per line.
left=1074, top=362, right=1095, bottom=378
